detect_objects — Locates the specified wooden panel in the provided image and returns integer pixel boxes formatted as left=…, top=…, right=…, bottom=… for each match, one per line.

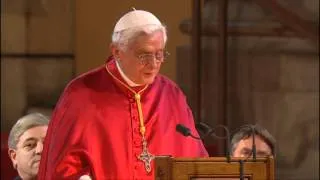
left=27, top=0, right=73, bottom=53
left=1, top=58, right=27, bottom=132
left=1, top=14, right=26, bottom=53
left=155, top=156, right=275, bottom=180
left=25, top=58, right=73, bottom=107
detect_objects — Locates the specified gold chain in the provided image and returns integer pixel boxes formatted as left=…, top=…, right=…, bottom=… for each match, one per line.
left=105, top=65, right=149, bottom=137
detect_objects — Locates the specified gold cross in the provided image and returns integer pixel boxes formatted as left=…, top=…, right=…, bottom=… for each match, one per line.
left=137, top=138, right=154, bottom=173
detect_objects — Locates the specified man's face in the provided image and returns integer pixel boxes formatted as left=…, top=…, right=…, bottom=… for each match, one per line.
left=9, top=125, right=48, bottom=179
left=233, top=135, right=272, bottom=158
left=115, top=31, right=165, bottom=85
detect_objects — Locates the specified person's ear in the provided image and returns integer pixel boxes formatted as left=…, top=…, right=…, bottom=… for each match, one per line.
left=8, top=148, right=17, bottom=169
left=110, top=43, right=121, bottom=60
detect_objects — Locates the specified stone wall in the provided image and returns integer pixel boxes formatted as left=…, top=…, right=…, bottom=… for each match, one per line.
left=177, top=33, right=319, bottom=180
left=177, top=40, right=319, bottom=179
left=177, top=0, right=318, bottom=178
left=252, top=53, right=319, bottom=180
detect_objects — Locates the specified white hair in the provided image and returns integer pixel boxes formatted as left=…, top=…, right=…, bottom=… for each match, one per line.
left=111, top=24, right=167, bottom=51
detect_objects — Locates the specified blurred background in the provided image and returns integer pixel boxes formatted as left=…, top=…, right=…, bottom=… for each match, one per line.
left=1, top=0, right=319, bottom=179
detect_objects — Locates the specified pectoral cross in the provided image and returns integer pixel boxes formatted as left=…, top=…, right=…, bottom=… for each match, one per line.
left=137, top=138, right=154, bottom=173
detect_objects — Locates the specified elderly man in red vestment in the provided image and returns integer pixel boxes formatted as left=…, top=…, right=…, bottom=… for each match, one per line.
left=38, top=9, right=208, bottom=180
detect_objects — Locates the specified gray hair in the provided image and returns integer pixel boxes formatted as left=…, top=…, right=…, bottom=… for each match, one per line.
left=111, top=24, right=167, bottom=51
left=8, top=113, right=49, bottom=149
left=231, top=124, right=276, bottom=156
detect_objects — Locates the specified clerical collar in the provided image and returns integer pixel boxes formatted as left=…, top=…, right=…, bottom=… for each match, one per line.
left=115, top=60, right=142, bottom=87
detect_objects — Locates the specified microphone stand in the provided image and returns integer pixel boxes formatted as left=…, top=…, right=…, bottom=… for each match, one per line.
left=250, top=125, right=257, bottom=161
left=239, top=159, right=244, bottom=180
left=196, top=123, right=258, bottom=179
left=217, top=125, right=231, bottom=163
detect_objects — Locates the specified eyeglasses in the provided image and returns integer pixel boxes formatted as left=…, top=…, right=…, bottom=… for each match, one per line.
left=136, top=51, right=170, bottom=65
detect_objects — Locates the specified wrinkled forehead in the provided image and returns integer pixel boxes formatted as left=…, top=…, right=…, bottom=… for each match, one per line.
left=127, top=31, right=165, bottom=50
left=241, top=135, right=272, bottom=150
left=18, top=126, right=48, bottom=143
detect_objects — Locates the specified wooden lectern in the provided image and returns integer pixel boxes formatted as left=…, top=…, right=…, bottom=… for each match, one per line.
left=154, top=156, right=274, bottom=180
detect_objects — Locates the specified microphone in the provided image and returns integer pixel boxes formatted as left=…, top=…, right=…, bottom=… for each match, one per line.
left=195, top=122, right=231, bottom=162
left=176, top=124, right=201, bottom=140
left=250, top=125, right=257, bottom=161
left=196, top=122, right=214, bottom=138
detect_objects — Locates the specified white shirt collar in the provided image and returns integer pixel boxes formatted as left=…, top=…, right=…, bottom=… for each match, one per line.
left=115, top=60, right=142, bottom=87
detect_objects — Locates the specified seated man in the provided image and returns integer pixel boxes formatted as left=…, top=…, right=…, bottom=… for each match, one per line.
left=7, top=113, right=49, bottom=180
left=231, top=124, right=276, bottom=157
